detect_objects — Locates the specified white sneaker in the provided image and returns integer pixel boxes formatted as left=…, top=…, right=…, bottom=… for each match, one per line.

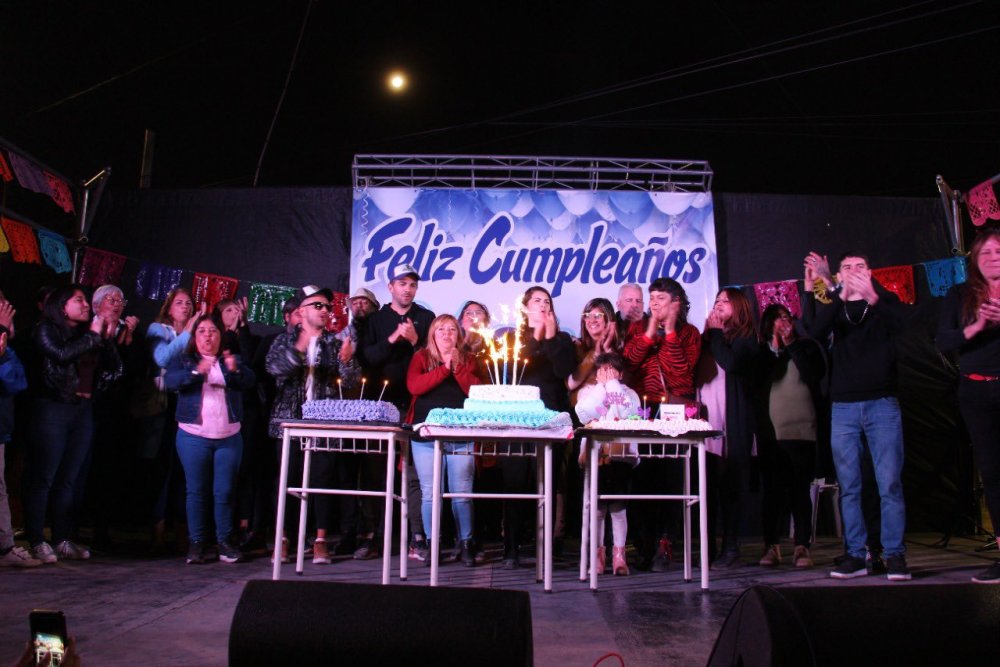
left=55, top=540, right=91, bottom=560
left=30, top=542, right=58, bottom=564
left=0, top=546, right=43, bottom=568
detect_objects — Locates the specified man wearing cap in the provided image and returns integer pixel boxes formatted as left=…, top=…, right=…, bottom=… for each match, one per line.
left=356, top=264, right=435, bottom=560
left=266, top=285, right=360, bottom=564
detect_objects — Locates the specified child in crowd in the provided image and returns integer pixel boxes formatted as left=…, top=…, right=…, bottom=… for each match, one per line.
left=574, top=352, right=639, bottom=575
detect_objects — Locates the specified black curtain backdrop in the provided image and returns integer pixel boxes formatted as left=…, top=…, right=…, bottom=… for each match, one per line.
left=4, top=186, right=969, bottom=534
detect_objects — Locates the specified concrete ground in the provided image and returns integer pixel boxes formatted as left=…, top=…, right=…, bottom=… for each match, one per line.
left=1, top=533, right=996, bottom=666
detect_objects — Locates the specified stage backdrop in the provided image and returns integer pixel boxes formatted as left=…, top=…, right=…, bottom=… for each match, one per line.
left=350, top=188, right=718, bottom=335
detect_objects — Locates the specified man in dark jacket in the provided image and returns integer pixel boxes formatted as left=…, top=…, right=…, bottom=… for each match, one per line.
left=265, top=285, right=359, bottom=564
left=803, top=251, right=912, bottom=582
left=357, top=264, right=435, bottom=561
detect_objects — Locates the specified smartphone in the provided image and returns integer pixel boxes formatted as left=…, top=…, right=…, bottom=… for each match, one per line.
left=29, top=610, right=67, bottom=666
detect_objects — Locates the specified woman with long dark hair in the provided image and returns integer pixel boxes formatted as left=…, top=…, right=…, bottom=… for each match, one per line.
left=937, top=227, right=1000, bottom=583
left=500, top=286, right=575, bottom=569
left=697, top=287, right=760, bottom=569
left=164, top=313, right=255, bottom=564
left=755, top=304, right=826, bottom=569
left=24, top=284, right=122, bottom=563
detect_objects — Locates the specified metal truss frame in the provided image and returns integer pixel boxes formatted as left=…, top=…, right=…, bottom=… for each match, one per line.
left=353, top=154, right=713, bottom=192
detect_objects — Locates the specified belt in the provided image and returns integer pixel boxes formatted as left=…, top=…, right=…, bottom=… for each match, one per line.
left=963, top=373, right=1000, bottom=382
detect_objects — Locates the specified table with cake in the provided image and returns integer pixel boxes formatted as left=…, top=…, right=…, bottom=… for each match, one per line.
left=271, top=398, right=411, bottom=585
left=577, top=405, right=721, bottom=591
left=415, top=382, right=574, bottom=591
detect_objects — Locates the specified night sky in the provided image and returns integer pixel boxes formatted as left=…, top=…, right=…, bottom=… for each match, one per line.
left=2, top=0, right=998, bottom=195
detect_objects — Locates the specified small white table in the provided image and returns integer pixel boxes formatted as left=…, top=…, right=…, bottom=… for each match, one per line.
left=415, top=425, right=573, bottom=592
left=578, top=428, right=720, bottom=591
left=273, top=420, right=410, bottom=585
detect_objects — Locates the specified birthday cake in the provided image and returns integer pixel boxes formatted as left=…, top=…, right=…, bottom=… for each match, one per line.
left=582, top=415, right=715, bottom=437
left=301, top=399, right=401, bottom=424
left=423, top=384, right=572, bottom=430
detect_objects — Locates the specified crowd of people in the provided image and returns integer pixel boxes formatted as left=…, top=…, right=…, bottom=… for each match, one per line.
left=1, top=228, right=999, bottom=586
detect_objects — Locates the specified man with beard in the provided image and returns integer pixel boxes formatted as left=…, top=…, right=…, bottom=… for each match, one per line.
left=356, top=265, right=435, bottom=560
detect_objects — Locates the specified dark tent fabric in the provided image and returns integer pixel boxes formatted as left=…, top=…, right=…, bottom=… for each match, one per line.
left=7, top=185, right=974, bottom=534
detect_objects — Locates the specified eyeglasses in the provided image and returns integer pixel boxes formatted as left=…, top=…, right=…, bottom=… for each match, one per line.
left=463, top=309, right=486, bottom=318
left=303, top=302, right=333, bottom=312
left=583, top=313, right=607, bottom=321
left=107, top=297, right=127, bottom=305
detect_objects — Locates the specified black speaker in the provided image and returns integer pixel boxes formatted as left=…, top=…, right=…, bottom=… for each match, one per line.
left=229, top=580, right=532, bottom=666
left=707, top=584, right=1000, bottom=666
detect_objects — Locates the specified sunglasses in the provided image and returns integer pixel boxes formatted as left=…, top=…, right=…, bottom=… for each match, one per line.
left=303, top=302, right=333, bottom=312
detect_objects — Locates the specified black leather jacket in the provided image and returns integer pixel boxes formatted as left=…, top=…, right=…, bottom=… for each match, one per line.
left=34, top=321, right=124, bottom=403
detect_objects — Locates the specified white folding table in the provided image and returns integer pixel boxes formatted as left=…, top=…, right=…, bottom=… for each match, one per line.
left=272, top=420, right=410, bottom=585
left=578, top=428, right=720, bottom=591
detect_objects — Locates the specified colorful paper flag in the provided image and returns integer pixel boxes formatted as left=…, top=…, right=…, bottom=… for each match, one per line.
left=192, top=272, right=239, bottom=312
left=966, top=180, right=1000, bottom=227
left=328, top=291, right=349, bottom=333
left=77, top=246, right=126, bottom=287
left=36, top=230, right=73, bottom=274
left=44, top=172, right=75, bottom=213
left=0, top=149, right=13, bottom=183
left=753, top=280, right=802, bottom=318
left=135, top=262, right=184, bottom=301
left=0, top=218, right=42, bottom=264
left=923, top=257, right=967, bottom=297
left=247, top=282, right=296, bottom=326
left=7, top=152, right=52, bottom=197
left=872, top=265, right=916, bottom=304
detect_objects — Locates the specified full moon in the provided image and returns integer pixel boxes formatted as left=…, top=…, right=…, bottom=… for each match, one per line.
left=387, top=71, right=407, bottom=92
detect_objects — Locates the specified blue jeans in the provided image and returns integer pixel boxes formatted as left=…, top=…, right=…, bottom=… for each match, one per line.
left=831, top=398, right=906, bottom=558
left=410, top=440, right=474, bottom=541
left=175, top=429, right=242, bottom=543
left=24, top=398, right=94, bottom=545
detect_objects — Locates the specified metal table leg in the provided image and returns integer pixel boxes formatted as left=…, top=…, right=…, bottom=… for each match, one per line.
left=430, top=439, right=443, bottom=587
left=272, top=429, right=292, bottom=580
left=381, top=438, right=396, bottom=586
left=295, top=438, right=312, bottom=575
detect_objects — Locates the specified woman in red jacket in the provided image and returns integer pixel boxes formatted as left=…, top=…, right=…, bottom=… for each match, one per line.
left=407, top=314, right=482, bottom=565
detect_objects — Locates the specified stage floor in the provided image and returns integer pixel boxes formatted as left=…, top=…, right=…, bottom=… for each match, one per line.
left=1, top=533, right=995, bottom=666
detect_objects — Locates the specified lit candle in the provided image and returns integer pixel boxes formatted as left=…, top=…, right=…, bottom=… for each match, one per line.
left=513, top=299, right=525, bottom=385
left=360, top=377, right=366, bottom=400
left=500, top=336, right=509, bottom=385
left=337, top=378, right=342, bottom=400
left=493, top=351, right=501, bottom=388
left=377, top=379, right=388, bottom=402
left=642, top=395, right=647, bottom=418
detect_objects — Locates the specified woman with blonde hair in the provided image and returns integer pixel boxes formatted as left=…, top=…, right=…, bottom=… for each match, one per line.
left=406, top=314, right=482, bottom=565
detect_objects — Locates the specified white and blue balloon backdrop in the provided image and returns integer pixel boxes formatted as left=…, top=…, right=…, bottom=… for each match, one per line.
left=350, top=188, right=718, bottom=336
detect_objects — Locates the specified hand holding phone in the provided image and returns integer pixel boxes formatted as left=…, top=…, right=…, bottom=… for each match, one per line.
left=28, top=610, right=67, bottom=667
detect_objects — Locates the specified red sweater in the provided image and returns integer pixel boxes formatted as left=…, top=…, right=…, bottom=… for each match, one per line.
left=405, top=347, right=481, bottom=423
left=622, top=317, right=700, bottom=400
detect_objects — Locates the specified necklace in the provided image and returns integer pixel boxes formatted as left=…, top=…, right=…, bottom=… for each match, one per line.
left=844, top=300, right=869, bottom=325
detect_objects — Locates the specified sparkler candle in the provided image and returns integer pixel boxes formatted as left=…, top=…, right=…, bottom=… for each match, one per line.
left=337, top=378, right=342, bottom=400
left=360, top=377, right=366, bottom=400
left=500, top=336, right=509, bottom=385
left=378, top=379, right=388, bottom=402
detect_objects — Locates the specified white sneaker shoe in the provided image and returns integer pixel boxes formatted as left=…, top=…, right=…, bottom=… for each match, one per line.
left=55, top=540, right=91, bottom=560
left=0, top=546, right=44, bottom=567
left=30, top=542, right=58, bottom=564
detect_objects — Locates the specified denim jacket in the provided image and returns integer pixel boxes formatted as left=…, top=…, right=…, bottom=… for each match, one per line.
left=163, top=353, right=256, bottom=425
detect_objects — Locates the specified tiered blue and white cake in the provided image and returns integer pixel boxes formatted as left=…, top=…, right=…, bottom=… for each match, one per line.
left=301, top=399, right=400, bottom=424
left=424, top=384, right=572, bottom=430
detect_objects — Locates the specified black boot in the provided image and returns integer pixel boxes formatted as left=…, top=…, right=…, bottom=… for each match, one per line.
left=460, top=539, right=477, bottom=567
